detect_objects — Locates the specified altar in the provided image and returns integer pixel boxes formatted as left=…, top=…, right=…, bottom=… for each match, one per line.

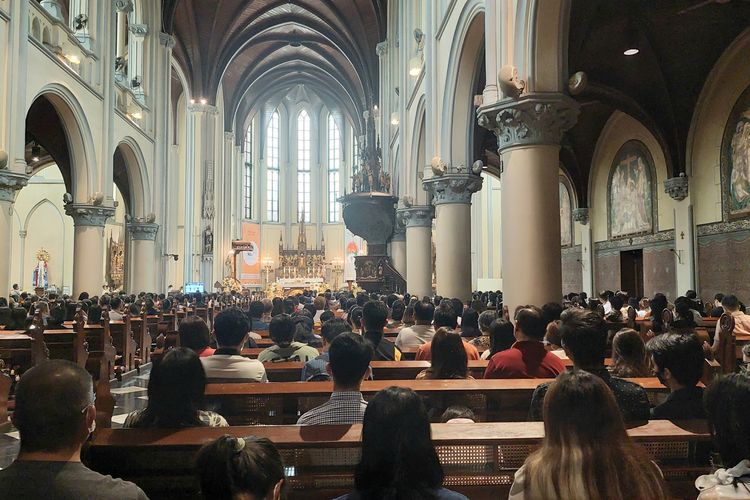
left=276, top=277, right=324, bottom=290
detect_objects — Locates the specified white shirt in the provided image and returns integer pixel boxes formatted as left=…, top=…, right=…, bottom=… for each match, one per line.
left=603, top=301, right=613, bottom=314
left=395, top=324, right=436, bottom=349
left=201, top=354, right=267, bottom=383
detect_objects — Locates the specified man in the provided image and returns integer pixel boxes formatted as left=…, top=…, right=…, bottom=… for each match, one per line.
left=710, top=293, right=725, bottom=318
left=0, top=360, right=147, bottom=498
left=247, top=300, right=269, bottom=330
left=312, top=295, right=327, bottom=324
left=108, top=297, right=124, bottom=321
left=647, top=333, right=706, bottom=419
left=361, top=300, right=401, bottom=361
left=258, top=314, right=319, bottom=362
left=599, top=290, right=613, bottom=314
left=301, top=318, right=351, bottom=381
left=484, top=306, right=564, bottom=379
left=528, top=308, right=650, bottom=421
left=709, top=294, right=750, bottom=354
left=417, top=304, right=480, bottom=361
left=201, top=307, right=267, bottom=382
left=297, top=333, right=373, bottom=425
left=395, top=301, right=436, bottom=349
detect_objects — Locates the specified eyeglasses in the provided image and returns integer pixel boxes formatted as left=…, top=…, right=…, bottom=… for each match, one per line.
left=80, top=396, right=96, bottom=414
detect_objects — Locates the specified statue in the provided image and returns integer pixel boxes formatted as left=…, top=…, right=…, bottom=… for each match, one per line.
left=32, top=248, right=50, bottom=289
left=203, top=226, right=213, bottom=255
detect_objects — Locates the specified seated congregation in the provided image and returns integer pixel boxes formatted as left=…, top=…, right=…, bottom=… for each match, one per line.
left=0, top=288, right=749, bottom=499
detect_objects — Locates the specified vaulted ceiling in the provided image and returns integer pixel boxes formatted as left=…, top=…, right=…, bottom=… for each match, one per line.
left=162, top=0, right=386, bottom=133
left=564, top=0, right=750, bottom=205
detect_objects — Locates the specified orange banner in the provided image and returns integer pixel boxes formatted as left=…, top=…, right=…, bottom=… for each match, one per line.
left=238, top=222, right=261, bottom=286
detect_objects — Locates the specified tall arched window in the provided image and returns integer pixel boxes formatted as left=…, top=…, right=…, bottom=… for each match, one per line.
left=328, top=114, right=341, bottom=222
left=297, top=110, right=311, bottom=222
left=243, top=125, right=252, bottom=219
left=266, top=111, right=280, bottom=222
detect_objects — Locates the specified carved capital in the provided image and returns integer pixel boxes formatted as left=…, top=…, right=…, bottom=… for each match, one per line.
left=159, top=32, right=176, bottom=48
left=0, top=171, right=29, bottom=202
left=572, top=208, right=590, bottom=225
left=477, top=93, right=580, bottom=152
left=664, top=175, right=689, bottom=201
left=65, top=204, right=115, bottom=227
left=423, top=173, right=483, bottom=205
left=376, top=41, right=388, bottom=57
left=114, top=0, right=134, bottom=14
left=128, top=23, right=148, bottom=37
left=188, top=103, right=219, bottom=115
left=127, top=222, right=159, bottom=241
left=392, top=211, right=406, bottom=240
left=398, top=206, right=434, bottom=228
left=224, top=131, right=236, bottom=142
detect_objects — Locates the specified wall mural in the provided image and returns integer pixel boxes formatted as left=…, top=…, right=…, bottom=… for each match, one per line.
left=559, top=181, right=572, bottom=247
left=609, top=141, right=654, bottom=238
left=723, top=85, right=750, bottom=217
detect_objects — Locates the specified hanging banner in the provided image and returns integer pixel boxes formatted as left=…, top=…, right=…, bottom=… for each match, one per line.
left=236, top=222, right=261, bottom=286
left=344, top=228, right=366, bottom=282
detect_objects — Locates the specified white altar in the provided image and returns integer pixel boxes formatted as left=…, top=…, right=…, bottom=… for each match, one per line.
left=276, top=277, right=324, bottom=290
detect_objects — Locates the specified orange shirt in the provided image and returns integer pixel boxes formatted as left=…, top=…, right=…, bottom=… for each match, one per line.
left=415, top=339, right=480, bottom=361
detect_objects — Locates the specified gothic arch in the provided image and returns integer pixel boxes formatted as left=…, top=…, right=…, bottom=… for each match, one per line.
left=114, top=138, right=150, bottom=217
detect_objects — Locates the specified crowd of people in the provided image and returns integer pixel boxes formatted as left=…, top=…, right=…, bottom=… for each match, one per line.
left=1, top=286, right=750, bottom=499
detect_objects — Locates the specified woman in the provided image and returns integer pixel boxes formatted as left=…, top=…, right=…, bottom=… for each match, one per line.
left=347, top=306, right=363, bottom=334
left=649, top=293, right=669, bottom=335
left=696, top=373, right=750, bottom=499
left=416, top=328, right=472, bottom=380
left=509, top=370, right=665, bottom=500
left=179, top=316, right=215, bottom=357
left=482, top=319, right=515, bottom=360
left=458, top=308, right=481, bottom=338
left=87, top=304, right=102, bottom=325
left=388, top=300, right=405, bottom=329
left=123, top=347, right=228, bottom=428
left=401, top=305, right=415, bottom=327
left=470, top=310, right=497, bottom=352
left=195, top=435, right=286, bottom=500
left=337, top=387, right=468, bottom=500
left=673, top=297, right=698, bottom=330
left=610, top=328, right=651, bottom=378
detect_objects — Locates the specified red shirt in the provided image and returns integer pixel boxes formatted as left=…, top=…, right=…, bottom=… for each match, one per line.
left=196, top=347, right=216, bottom=358
left=483, top=340, right=564, bottom=379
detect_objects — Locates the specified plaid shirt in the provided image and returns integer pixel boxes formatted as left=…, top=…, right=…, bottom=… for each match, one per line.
left=296, top=391, right=368, bottom=425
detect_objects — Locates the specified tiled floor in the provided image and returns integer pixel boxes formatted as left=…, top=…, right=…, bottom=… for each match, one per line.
left=0, top=366, right=151, bottom=469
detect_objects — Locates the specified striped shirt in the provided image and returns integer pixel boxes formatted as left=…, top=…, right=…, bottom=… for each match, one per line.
left=297, top=391, right=368, bottom=425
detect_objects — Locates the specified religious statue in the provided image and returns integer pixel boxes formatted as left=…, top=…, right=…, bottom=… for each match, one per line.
left=32, top=248, right=50, bottom=289
left=203, top=226, right=213, bottom=255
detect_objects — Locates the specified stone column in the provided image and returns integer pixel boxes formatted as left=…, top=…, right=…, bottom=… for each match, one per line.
left=423, top=173, right=483, bottom=301
left=127, top=222, right=159, bottom=293
left=40, top=1, right=65, bottom=21
left=65, top=204, right=115, bottom=298
left=390, top=213, right=406, bottom=278
left=665, top=175, right=695, bottom=293
left=399, top=206, right=434, bottom=299
left=0, top=172, right=28, bottom=292
left=478, top=93, right=579, bottom=312
left=573, top=208, right=594, bottom=296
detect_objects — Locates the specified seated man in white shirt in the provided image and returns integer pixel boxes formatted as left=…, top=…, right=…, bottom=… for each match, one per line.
left=297, top=333, right=372, bottom=425
left=201, top=307, right=267, bottom=383
left=395, top=301, right=436, bottom=349
left=108, top=297, right=124, bottom=321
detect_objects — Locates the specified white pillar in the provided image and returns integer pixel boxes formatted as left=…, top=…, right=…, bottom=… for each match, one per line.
left=478, top=94, right=579, bottom=312
left=127, top=222, right=159, bottom=292
left=65, top=205, right=115, bottom=298
left=424, top=173, right=483, bottom=301
left=665, top=176, right=695, bottom=293
left=0, top=173, right=28, bottom=292
left=40, top=0, right=65, bottom=21
left=4, top=0, right=29, bottom=174
left=400, top=206, right=434, bottom=299
left=574, top=208, right=594, bottom=296
left=390, top=222, right=406, bottom=278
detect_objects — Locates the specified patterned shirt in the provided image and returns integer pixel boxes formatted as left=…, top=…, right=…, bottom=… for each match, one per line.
left=528, top=368, right=650, bottom=421
left=297, top=391, right=368, bottom=425
left=123, top=409, right=228, bottom=428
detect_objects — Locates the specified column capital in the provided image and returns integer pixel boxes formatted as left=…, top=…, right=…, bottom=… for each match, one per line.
left=0, top=171, right=29, bottom=202
left=664, top=175, right=689, bottom=201
left=128, top=23, right=148, bottom=38
left=572, top=208, right=590, bottom=225
left=477, top=93, right=580, bottom=153
left=114, top=0, right=134, bottom=13
left=391, top=211, right=406, bottom=241
left=398, top=205, right=434, bottom=228
left=127, top=222, right=159, bottom=241
left=224, top=131, right=235, bottom=142
left=376, top=41, right=388, bottom=57
left=64, top=204, right=115, bottom=227
left=159, top=32, right=176, bottom=48
left=423, top=172, right=483, bottom=205
left=188, top=103, right=219, bottom=115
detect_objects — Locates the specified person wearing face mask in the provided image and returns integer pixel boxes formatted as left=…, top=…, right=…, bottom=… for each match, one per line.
left=0, top=360, right=148, bottom=499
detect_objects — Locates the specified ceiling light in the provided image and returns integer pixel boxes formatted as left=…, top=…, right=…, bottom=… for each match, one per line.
left=200, top=98, right=207, bottom=105
left=623, top=47, right=639, bottom=56
left=409, top=56, right=422, bottom=77
left=390, top=112, right=399, bottom=125
left=190, top=98, right=195, bottom=104
left=65, top=53, right=81, bottom=64
left=623, top=21, right=640, bottom=56
left=129, top=111, right=142, bottom=120
left=31, top=145, right=41, bottom=163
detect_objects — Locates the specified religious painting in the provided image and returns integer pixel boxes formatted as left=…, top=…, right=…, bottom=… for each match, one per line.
left=609, top=141, right=654, bottom=238
left=559, top=180, right=572, bottom=247
left=237, top=222, right=261, bottom=287
left=722, top=85, right=750, bottom=217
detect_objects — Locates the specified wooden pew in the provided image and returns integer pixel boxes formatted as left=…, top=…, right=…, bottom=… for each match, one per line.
left=86, top=420, right=711, bottom=500
left=76, top=310, right=116, bottom=429
left=202, top=377, right=671, bottom=425
left=109, top=316, right=138, bottom=373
